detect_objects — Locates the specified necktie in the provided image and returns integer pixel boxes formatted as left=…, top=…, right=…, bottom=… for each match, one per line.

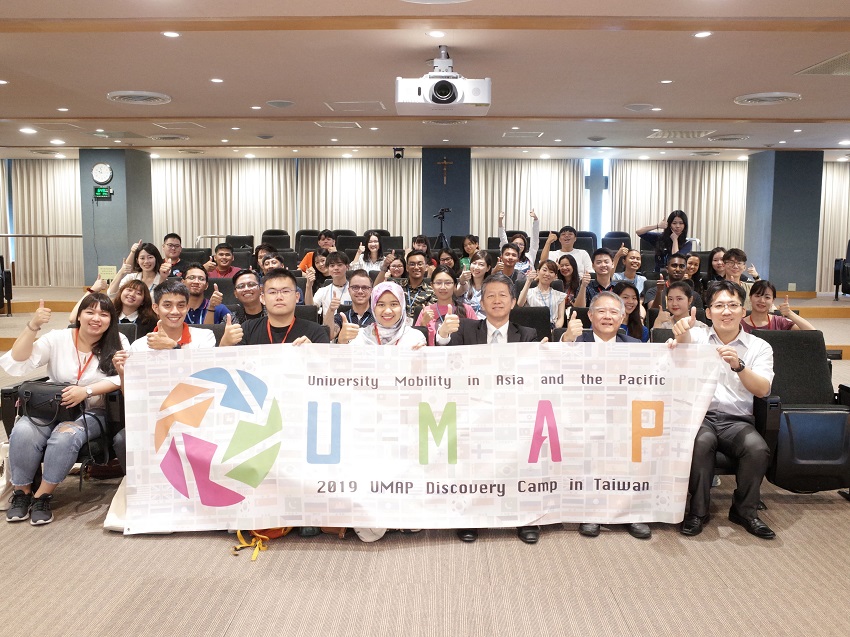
left=490, top=330, right=501, bottom=344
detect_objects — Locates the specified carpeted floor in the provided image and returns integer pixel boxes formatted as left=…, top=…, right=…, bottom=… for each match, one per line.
left=2, top=476, right=849, bottom=637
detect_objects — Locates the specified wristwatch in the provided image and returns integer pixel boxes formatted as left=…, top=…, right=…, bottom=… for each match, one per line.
left=85, top=387, right=93, bottom=396
left=731, top=358, right=746, bottom=373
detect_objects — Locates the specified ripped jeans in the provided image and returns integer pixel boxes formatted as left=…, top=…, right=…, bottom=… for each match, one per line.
left=8, top=411, right=105, bottom=487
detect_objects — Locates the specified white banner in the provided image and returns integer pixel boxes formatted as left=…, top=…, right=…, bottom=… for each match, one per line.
left=122, top=342, right=721, bottom=534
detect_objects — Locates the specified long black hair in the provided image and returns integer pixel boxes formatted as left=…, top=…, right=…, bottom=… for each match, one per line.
left=131, top=243, right=164, bottom=273
left=557, top=254, right=581, bottom=296
left=73, top=293, right=122, bottom=375
left=430, top=265, right=470, bottom=314
left=656, top=210, right=689, bottom=260
left=613, top=281, right=644, bottom=341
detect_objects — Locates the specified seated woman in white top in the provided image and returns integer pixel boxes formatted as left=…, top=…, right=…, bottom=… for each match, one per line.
left=350, top=231, right=385, bottom=273
left=1, top=293, right=128, bottom=525
left=338, top=281, right=426, bottom=349
left=107, top=241, right=169, bottom=298
left=518, top=259, right=566, bottom=330
left=462, top=250, right=494, bottom=319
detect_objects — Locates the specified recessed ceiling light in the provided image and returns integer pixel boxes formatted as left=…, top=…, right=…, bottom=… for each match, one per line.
left=292, top=149, right=298, bottom=153
left=95, top=128, right=104, bottom=132
left=666, top=141, right=674, bottom=144
left=114, top=140, right=122, bottom=143
left=779, top=140, right=786, bottom=144
left=162, top=32, right=180, bottom=38
left=651, top=129, right=661, bottom=132
left=342, top=154, right=353, bottom=158
left=231, top=127, right=240, bottom=130
left=251, top=106, right=261, bottom=110
left=840, top=140, right=850, bottom=145
left=738, top=155, right=748, bottom=160
left=55, top=154, right=66, bottom=159
left=554, top=139, right=562, bottom=142
left=210, top=78, right=224, bottom=83
left=650, top=107, right=662, bottom=112
left=50, top=139, right=65, bottom=145
left=694, top=31, right=712, bottom=38
left=511, top=127, right=520, bottom=130
left=352, top=149, right=359, bottom=152
left=838, top=157, right=849, bottom=162
left=57, top=107, right=69, bottom=112
left=233, top=149, right=239, bottom=152
left=596, top=150, right=604, bottom=153
left=245, top=154, right=255, bottom=158
left=19, top=128, right=37, bottom=134
left=659, top=80, right=674, bottom=84
left=0, top=80, right=8, bottom=85
left=540, top=154, right=551, bottom=159
left=442, top=139, right=449, bottom=142
left=428, top=31, right=446, bottom=38
left=150, top=154, right=160, bottom=159
left=370, top=127, right=379, bottom=131
left=221, top=139, right=229, bottom=143
left=639, top=155, right=650, bottom=160
left=330, top=138, right=338, bottom=142
left=659, top=152, right=666, bottom=155
left=793, top=129, right=802, bottom=133
left=522, top=150, right=529, bottom=153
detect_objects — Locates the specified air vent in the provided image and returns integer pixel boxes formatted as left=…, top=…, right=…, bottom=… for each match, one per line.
left=106, top=91, right=172, bottom=105
left=422, top=120, right=468, bottom=126
left=647, top=130, right=716, bottom=139
left=266, top=100, right=295, bottom=109
left=153, top=122, right=206, bottom=130
left=503, top=131, right=545, bottom=139
left=624, top=103, right=655, bottom=112
left=734, top=92, right=801, bottom=106
left=149, top=134, right=190, bottom=141
left=35, top=123, right=82, bottom=131
left=587, top=136, right=606, bottom=142
left=707, top=134, right=750, bottom=142
left=30, top=150, right=61, bottom=155
left=324, top=101, right=387, bottom=113
left=178, top=149, right=205, bottom=155
left=313, top=121, right=362, bottom=129
left=691, top=151, right=721, bottom=156
left=88, top=131, right=147, bottom=139
left=797, top=52, right=850, bottom=76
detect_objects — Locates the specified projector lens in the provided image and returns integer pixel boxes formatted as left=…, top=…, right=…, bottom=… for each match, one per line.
left=431, top=80, right=457, bottom=104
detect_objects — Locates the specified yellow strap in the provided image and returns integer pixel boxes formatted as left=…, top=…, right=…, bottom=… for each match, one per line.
left=231, top=530, right=270, bottom=561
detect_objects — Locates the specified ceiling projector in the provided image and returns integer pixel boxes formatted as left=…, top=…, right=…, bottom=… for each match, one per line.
left=396, top=46, right=491, bottom=116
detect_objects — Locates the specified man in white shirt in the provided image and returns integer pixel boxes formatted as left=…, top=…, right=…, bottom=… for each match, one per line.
left=672, top=280, right=775, bottom=539
left=306, top=250, right=351, bottom=321
left=540, top=225, right=593, bottom=278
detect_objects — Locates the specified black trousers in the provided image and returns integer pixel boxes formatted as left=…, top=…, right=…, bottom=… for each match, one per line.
left=688, top=411, right=770, bottom=519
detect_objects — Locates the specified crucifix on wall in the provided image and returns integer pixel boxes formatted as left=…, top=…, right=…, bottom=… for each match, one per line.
left=436, top=157, right=453, bottom=185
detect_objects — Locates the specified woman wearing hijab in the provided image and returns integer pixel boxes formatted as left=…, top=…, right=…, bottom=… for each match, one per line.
left=337, top=281, right=426, bottom=348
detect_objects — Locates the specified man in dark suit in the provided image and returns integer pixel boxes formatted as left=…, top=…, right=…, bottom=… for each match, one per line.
left=436, top=273, right=541, bottom=544
left=560, top=291, right=651, bottom=540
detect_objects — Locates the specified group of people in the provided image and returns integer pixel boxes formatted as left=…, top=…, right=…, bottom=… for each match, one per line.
left=3, top=211, right=809, bottom=543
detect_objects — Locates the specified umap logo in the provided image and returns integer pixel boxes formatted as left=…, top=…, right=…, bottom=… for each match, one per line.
left=155, top=367, right=281, bottom=507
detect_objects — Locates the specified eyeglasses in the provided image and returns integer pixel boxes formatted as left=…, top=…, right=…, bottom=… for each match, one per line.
left=407, top=262, right=426, bottom=268
left=263, top=288, right=296, bottom=298
left=184, top=275, right=206, bottom=282
left=439, top=257, right=454, bottom=264
left=432, top=281, right=454, bottom=288
left=235, top=282, right=259, bottom=290
left=725, top=261, right=745, bottom=268
left=163, top=243, right=181, bottom=249
left=349, top=285, right=372, bottom=292
left=710, top=302, right=743, bottom=311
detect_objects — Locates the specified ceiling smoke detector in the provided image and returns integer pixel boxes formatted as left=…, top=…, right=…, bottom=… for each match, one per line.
left=733, top=92, right=801, bottom=106
left=106, top=91, right=172, bottom=105
left=707, top=134, right=750, bottom=142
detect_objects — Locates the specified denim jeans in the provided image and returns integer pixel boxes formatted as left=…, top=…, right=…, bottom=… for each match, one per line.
left=9, top=410, right=106, bottom=487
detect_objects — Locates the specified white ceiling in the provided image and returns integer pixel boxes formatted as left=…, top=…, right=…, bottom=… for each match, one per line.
left=3, top=1, right=850, bottom=161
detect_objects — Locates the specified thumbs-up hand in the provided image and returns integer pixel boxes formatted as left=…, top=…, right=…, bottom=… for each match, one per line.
left=437, top=313, right=460, bottom=339
left=546, top=232, right=558, bottom=245
left=159, top=258, right=172, bottom=277
left=779, top=295, right=792, bottom=317
left=526, top=268, right=538, bottom=282
left=561, top=308, right=583, bottom=342
left=147, top=320, right=179, bottom=350
left=336, top=313, right=359, bottom=344
left=91, top=274, right=105, bottom=294
left=118, top=262, right=132, bottom=276
left=112, top=350, right=128, bottom=377
left=356, top=242, right=364, bottom=256
left=529, top=209, right=538, bottom=221
left=305, top=267, right=316, bottom=284
left=31, top=299, right=52, bottom=329
left=493, top=258, right=505, bottom=274
left=203, top=256, right=216, bottom=272
left=328, top=290, right=341, bottom=314
left=220, top=313, right=243, bottom=347
left=618, top=243, right=628, bottom=258
left=209, top=283, right=223, bottom=309
left=419, top=307, right=435, bottom=325
left=672, top=306, right=697, bottom=337
left=580, top=271, right=591, bottom=287
left=747, top=263, right=759, bottom=279
left=498, top=211, right=506, bottom=223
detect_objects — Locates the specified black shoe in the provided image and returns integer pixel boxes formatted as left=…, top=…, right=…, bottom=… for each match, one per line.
left=517, top=526, right=539, bottom=544
left=626, top=523, right=651, bottom=539
left=680, top=513, right=710, bottom=537
left=6, top=490, right=32, bottom=522
left=456, top=529, right=478, bottom=543
left=728, top=507, right=776, bottom=539
left=578, top=523, right=600, bottom=537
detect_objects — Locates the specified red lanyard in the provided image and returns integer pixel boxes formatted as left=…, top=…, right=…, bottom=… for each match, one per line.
left=73, top=329, right=95, bottom=382
left=267, top=318, right=296, bottom=344
left=373, top=324, right=401, bottom=346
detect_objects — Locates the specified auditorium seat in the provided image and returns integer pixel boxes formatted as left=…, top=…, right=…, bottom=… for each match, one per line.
left=365, top=228, right=391, bottom=237
left=232, top=248, right=253, bottom=271
left=191, top=323, right=225, bottom=345
left=298, top=235, right=319, bottom=257
left=180, top=248, right=212, bottom=265
left=576, top=231, right=598, bottom=252
left=574, top=236, right=595, bottom=254
left=294, top=305, right=319, bottom=323
left=334, top=229, right=357, bottom=237
left=280, top=251, right=299, bottom=270
left=508, top=306, right=551, bottom=341
left=203, top=276, right=237, bottom=305
left=261, top=232, right=291, bottom=251
left=384, top=236, right=404, bottom=251
left=336, top=235, right=362, bottom=252
left=226, top=234, right=254, bottom=250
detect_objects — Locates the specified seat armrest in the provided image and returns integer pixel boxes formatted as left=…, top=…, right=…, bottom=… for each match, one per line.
left=104, top=389, right=126, bottom=438
left=753, top=395, right=781, bottom=457
left=838, top=384, right=850, bottom=408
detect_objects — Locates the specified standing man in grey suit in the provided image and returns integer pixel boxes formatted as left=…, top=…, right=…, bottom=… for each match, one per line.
left=560, top=291, right=651, bottom=540
left=436, top=273, right=541, bottom=544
